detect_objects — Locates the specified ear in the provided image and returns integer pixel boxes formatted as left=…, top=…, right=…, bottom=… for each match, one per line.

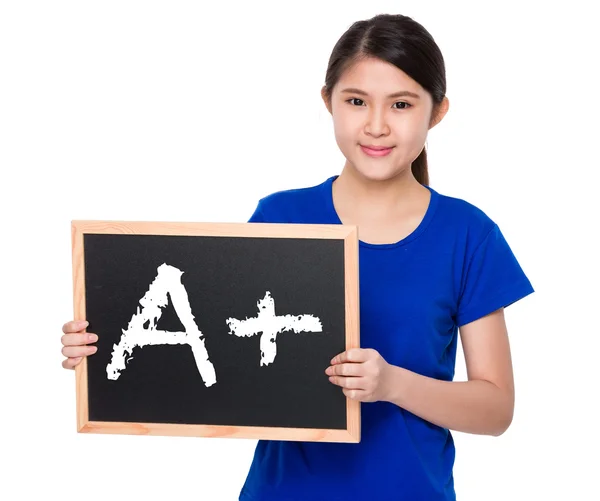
left=429, top=96, right=449, bottom=129
left=321, top=86, right=332, bottom=115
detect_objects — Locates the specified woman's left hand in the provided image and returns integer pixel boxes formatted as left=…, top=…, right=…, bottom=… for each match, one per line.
left=325, top=348, right=393, bottom=402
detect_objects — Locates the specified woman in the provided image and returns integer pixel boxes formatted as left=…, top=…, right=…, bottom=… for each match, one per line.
left=61, top=13, right=534, bottom=500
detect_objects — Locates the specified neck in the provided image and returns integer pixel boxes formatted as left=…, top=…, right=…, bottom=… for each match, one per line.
left=333, top=161, right=424, bottom=216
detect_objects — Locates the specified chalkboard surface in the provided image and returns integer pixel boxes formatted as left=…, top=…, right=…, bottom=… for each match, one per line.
left=71, top=221, right=360, bottom=443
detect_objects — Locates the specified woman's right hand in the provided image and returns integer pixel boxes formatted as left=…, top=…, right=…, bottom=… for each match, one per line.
left=61, top=320, right=98, bottom=369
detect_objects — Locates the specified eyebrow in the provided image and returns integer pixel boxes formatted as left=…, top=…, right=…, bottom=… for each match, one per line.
left=340, top=88, right=421, bottom=99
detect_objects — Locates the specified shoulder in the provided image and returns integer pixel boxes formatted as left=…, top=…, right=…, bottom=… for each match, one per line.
left=251, top=176, right=334, bottom=223
left=435, top=190, right=535, bottom=325
left=431, top=188, right=500, bottom=246
left=258, top=177, right=329, bottom=207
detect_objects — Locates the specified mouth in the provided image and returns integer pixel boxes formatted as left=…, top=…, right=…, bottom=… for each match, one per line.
left=360, top=144, right=394, bottom=157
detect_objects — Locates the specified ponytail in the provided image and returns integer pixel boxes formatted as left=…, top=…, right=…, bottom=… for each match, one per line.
left=411, top=145, right=429, bottom=186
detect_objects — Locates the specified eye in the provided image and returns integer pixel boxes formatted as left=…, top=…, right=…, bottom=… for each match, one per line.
left=345, top=98, right=412, bottom=110
left=346, top=98, right=365, bottom=106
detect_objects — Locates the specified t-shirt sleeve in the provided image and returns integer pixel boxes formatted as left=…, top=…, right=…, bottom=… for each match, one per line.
left=456, top=223, right=534, bottom=327
left=247, top=200, right=266, bottom=223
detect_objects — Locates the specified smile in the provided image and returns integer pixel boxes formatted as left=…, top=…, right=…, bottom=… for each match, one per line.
left=360, top=145, right=394, bottom=157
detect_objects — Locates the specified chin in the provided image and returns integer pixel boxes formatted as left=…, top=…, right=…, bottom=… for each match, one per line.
left=351, top=162, right=408, bottom=183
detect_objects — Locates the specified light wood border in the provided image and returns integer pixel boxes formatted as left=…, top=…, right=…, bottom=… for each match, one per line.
left=71, top=220, right=360, bottom=443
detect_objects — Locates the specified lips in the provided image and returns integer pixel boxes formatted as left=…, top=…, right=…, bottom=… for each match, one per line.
left=360, top=144, right=394, bottom=157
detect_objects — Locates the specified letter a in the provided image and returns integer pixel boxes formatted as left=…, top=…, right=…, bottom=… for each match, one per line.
left=106, top=263, right=217, bottom=387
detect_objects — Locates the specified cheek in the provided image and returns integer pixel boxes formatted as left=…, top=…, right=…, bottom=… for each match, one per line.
left=332, top=113, right=358, bottom=149
left=394, top=119, right=429, bottom=151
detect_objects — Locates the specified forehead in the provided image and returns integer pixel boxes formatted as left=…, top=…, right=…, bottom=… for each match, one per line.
left=336, top=57, right=424, bottom=95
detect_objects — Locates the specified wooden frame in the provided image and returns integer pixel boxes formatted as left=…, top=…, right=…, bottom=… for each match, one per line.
left=71, top=220, right=360, bottom=443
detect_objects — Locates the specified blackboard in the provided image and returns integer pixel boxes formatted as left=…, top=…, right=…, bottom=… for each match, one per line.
left=71, top=220, right=360, bottom=443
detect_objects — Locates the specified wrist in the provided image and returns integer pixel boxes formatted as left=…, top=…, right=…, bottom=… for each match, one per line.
left=382, top=363, right=405, bottom=404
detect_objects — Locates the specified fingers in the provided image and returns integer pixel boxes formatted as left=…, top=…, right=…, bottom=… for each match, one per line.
left=328, top=375, right=365, bottom=390
left=342, top=388, right=367, bottom=400
left=331, top=348, right=373, bottom=365
left=61, top=332, right=98, bottom=347
left=326, top=355, right=369, bottom=389
left=326, top=363, right=361, bottom=377
left=61, top=320, right=97, bottom=370
left=61, top=345, right=97, bottom=359
left=62, top=320, right=88, bottom=334
left=62, top=357, right=82, bottom=369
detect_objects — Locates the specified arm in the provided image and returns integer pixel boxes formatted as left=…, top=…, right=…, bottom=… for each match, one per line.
left=327, top=308, right=515, bottom=436
left=386, top=309, right=515, bottom=436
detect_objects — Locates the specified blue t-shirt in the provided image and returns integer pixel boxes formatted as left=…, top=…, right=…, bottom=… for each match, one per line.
left=239, top=175, right=534, bottom=501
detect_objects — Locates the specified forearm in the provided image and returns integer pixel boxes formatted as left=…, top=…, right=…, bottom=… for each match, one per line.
left=384, top=365, right=514, bottom=436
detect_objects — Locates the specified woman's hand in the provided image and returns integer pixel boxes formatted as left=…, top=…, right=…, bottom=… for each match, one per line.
left=61, top=320, right=98, bottom=369
left=325, top=348, right=393, bottom=402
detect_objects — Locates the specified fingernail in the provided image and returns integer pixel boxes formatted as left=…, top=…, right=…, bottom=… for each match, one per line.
left=325, top=367, right=332, bottom=375
left=88, top=346, right=97, bottom=353
left=88, top=334, right=98, bottom=342
left=80, top=320, right=89, bottom=328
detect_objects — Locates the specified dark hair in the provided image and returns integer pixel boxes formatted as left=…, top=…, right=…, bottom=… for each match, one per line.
left=323, top=14, right=447, bottom=186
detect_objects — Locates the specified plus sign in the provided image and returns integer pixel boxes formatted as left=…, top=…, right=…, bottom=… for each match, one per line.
left=226, top=291, right=323, bottom=366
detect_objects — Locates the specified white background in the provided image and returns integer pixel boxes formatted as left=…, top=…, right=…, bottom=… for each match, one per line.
left=1, top=1, right=598, bottom=499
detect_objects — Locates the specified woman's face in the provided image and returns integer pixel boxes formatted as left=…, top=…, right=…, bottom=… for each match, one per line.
left=323, top=57, right=447, bottom=183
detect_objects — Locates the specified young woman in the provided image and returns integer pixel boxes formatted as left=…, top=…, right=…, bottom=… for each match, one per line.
left=60, top=13, right=534, bottom=501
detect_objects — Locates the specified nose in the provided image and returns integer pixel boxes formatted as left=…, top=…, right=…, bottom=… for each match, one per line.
left=364, top=107, right=390, bottom=137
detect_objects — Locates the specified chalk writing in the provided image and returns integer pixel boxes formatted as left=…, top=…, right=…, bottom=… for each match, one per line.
left=106, top=263, right=217, bottom=387
left=105, top=264, right=324, bottom=385
left=226, top=292, right=323, bottom=366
